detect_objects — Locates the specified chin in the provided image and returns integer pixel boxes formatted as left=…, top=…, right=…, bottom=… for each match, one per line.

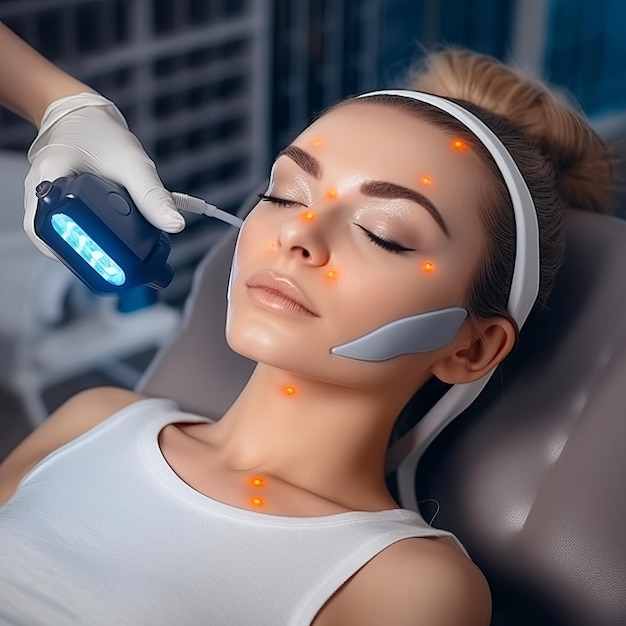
left=226, top=322, right=413, bottom=392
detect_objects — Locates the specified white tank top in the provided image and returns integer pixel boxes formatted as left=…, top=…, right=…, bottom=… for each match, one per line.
left=0, top=398, right=467, bottom=625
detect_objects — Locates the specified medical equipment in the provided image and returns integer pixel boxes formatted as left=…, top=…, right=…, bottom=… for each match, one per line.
left=34, top=173, right=242, bottom=294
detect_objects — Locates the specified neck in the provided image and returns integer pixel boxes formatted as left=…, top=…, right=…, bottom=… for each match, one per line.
left=207, top=364, right=425, bottom=509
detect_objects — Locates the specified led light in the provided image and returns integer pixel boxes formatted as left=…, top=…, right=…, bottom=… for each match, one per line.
left=267, top=242, right=276, bottom=250
left=422, top=262, right=435, bottom=273
left=452, top=139, right=468, bottom=152
left=51, top=213, right=126, bottom=286
left=250, top=497, right=265, bottom=508
left=249, top=476, right=266, bottom=488
left=325, top=188, right=338, bottom=199
left=312, top=137, right=323, bottom=148
left=326, top=269, right=337, bottom=279
left=420, top=176, right=432, bottom=186
left=283, top=385, right=297, bottom=397
left=302, top=211, right=316, bottom=221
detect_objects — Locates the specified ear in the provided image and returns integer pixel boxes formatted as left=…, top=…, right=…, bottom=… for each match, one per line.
left=430, top=317, right=517, bottom=384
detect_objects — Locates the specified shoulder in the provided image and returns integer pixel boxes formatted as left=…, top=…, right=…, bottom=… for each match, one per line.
left=317, top=536, right=491, bottom=626
left=0, top=386, right=147, bottom=505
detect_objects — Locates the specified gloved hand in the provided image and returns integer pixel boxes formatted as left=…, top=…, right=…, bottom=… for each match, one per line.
left=24, top=92, right=185, bottom=258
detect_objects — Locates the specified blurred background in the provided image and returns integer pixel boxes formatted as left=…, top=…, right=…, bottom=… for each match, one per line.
left=1, top=0, right=625, bottom=454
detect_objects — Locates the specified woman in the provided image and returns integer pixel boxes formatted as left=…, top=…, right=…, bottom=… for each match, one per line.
left=0, top=49, right=612, bottom=625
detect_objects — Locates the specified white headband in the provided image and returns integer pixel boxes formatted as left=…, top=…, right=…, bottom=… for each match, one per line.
left=356, top=90, right=540, bottom=510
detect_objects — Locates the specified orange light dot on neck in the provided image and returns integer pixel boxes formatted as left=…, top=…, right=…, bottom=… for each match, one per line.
left=325, top=188, right=338, bottom=200
left=422, top=261, right=435, bottom=273
left=249, top=476, right=266, bottom=488
left=250, top=496, right=265, bottom=507
left=452, top=139, right=468, bottom=152
left=283, top=385, right=297, bottom=397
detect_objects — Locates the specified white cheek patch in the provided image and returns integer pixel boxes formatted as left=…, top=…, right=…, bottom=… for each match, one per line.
left=330, top=307, right=467, bottom=361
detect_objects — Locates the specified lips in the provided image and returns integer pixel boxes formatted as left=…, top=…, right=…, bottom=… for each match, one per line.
left=246, top=271, right=319, bottom=316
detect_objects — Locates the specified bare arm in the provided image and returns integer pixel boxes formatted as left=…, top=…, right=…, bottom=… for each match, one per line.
left=316, top=537, right=491, bottom=626
left=0, top=22, right=95, bottom=126
left=0, top=386, right=145, bottom=506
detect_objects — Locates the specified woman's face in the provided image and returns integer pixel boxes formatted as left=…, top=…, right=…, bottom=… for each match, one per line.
left=226, top=102, right=487, bottom=390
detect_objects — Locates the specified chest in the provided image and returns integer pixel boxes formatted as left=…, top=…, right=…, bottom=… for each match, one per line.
left=158, top=422, right=351, bottom=517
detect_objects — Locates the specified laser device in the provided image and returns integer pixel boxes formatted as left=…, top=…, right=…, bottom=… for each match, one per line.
left=34, top=173, right=241, bottom=294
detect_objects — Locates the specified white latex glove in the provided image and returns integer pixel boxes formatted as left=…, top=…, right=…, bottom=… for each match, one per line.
left=24, top=92, right=185, bottom=258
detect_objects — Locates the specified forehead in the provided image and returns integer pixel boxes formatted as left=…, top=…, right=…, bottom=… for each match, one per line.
left=293, top=102, right=481, bottom=182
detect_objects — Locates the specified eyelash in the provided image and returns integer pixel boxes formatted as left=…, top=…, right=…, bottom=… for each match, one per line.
left=258, top=193, right=301, bottom=208
left=258, top=194, right=413, bottom=254
left=355, top=224, right=414, bottom=254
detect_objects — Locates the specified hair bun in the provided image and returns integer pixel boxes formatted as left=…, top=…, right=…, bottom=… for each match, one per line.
left=407, top=48, right=613, bottom=212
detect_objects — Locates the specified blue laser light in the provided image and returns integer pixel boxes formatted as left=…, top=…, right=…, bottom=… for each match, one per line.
left=50, top=213, right=126, bottom=286
left=34, top=174, right=174, bottom=294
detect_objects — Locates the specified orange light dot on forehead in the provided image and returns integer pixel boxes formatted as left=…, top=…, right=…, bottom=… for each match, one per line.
left=422, top=262, right=435, bottom=273
left=312, top=137, right=323, bottom=148
left=249, top=476, right=266, bottom=488
left=250, top=497, right=265, bottom=507
left=283, top=385, right=297, bottom=397
left=325, top=188, right=338, bottom=200
left=302, top=211, right=316, bottom=221
left=420, top=176, right=433, bottom=186
left=452, top=139, right=468, bottom=152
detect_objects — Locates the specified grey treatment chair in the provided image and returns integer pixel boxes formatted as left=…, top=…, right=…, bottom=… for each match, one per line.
left=138, top=189, right=626, bottom=626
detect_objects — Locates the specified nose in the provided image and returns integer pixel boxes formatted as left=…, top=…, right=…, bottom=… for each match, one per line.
left=277, top=210, right=331, bottom=266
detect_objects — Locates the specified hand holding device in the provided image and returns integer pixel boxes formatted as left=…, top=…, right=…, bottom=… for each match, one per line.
left=34, top=174, right=242, bottom=294
left=24, top=92, right=185, bottom=259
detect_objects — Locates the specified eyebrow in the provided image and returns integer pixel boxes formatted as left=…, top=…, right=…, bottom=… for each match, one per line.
left=360, top=181, right=450, bottom=237
left=278, top=145, right=450, bottom=237
left=278, top=145, right=322, bottom=180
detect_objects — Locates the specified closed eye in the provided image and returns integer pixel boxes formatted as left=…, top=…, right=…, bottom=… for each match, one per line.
left=258, top=193, right=304, bottom=208
left=355, top=224, right=415, bottom=254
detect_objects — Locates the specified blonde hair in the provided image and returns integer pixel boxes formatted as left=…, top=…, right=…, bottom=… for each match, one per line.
left=408, top=48, right=613, bottom=213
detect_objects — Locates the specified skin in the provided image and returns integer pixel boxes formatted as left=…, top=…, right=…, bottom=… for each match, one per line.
left=0, top=23, right=95, bottom=126
left=0, top=103, right=517, bottom=625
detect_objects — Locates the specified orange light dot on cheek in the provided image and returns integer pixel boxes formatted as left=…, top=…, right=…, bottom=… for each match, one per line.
left=302, top=211, right=316, bottom=222
left=326, top=269, right=337, bottom=280
left=421, top=262, right=435, bottom=274
left=325, top=188, right=338, bottom=200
